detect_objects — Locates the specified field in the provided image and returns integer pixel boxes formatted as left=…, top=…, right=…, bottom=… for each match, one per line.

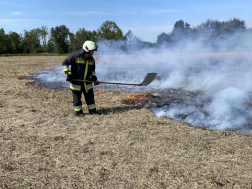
left=0, top=56, right=252, bottom=188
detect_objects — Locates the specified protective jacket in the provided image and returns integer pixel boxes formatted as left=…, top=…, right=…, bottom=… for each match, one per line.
left=62, top=49, right=97, bottom=93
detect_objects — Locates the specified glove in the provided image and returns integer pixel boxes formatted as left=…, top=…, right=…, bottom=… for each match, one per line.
left=65, top=71, right=72, bottom=82
left=90, top=76, right=97, bottom=81
left=66, top=76, right=73, bottom=82
left=90, top=76, right=99, bottom=85
left=65, top=71, right=72, bottom=76
left=64, top=71, right=71, bottom=76
left=94, top=80, right=99, bottom=85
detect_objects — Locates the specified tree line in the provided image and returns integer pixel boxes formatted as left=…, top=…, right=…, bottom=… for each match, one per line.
left=0, top=18, right=251, bottom=54
left=157, top=18, right=252, bottom=50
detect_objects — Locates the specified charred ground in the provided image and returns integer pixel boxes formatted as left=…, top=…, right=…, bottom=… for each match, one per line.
left=26, top=57, right=252, bottom=132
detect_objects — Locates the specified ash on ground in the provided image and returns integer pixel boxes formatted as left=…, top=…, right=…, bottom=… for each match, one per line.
left=148, top=88, right=252, bottom=132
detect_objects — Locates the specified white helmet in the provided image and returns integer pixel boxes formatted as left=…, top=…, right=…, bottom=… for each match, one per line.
left=83, top=40, right=98, bottom=52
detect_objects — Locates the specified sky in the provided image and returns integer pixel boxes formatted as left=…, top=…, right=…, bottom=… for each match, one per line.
left=0, top=0, right=252, bottom=43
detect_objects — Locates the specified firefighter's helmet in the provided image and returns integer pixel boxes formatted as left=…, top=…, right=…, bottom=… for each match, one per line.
left=83, top=41, right=98, bottom=52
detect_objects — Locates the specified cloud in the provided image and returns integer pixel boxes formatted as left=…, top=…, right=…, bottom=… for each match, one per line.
left=67, top=11, right=108, bottom=16
left=121, top=25, right=174, bottom=43
left=11, top=12, right=23, bottom=15
left=0, top=12, right=24, bottom=17
left=0, top=18, right=40, bottom=26
left=151, top=9, right=178, bottom=14
left=67, top=9, right=177, bottom=17
left=37, top=11, right=57, bottom=14
left=115, top=11, right=138, bottom=16
left=141, top=9, right=178, bottom=16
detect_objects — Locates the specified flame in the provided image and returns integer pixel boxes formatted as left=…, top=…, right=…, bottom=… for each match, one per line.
left=17, top=73, right=29, bottom=80
left=119, top=92, right=151, bottom=106
left=18, top=66, right=59, bottom=90
left=18, top=66, right=58, bottom=90
left=94, top=88, right=106, bottom=94
left=24, top=80, right=41, bottom=90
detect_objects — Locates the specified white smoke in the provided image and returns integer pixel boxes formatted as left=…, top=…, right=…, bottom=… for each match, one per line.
left=153, top=87, right=252, bottom=131
left=94, top=37, right=252, bottom=132
left=35, top=67, right=65, bottom=82
left=32, top=30, right=252, bottom=132
left=32, top=67, right=69, bottom=88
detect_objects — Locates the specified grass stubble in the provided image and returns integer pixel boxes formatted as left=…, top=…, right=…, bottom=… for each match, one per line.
left=0, top=56, right=252, bottom=189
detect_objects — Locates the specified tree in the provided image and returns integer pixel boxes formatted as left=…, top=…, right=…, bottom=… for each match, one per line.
left=21, top=29, right=42, bottom=53
left=193, top=18, right=247, bottom=48
left=219, top=18, right=246, bottom=49
left=69, top=29, right=98, bottom=52
left=157, top=32, right=170, bottom=45
left=97, top=21, right=123, bottom=40
left=75, top=28, right=95, bottom=49
left=218, top=18, right=245, bottom=36
left=170, top=20, right=186, bottom=43
left=90, top=30, right=98, bottom=42
left=8, top=31, right=22, bottom=53
left=184, top=22, right=192, bottom=37
left=46, top=38, right=55, bottom=52
left=123, top=30, right=143, bottom=51
left=0, top=28, right=6, bottom=54
left=125, top=30, right=134, bottom=43
left=50, top=25, right=70, bottom=54
left=69, top=32, right=77, bottom=52
left=40, top=26, right=48, bottom=50
left=195, top=19, right=221, bottom=45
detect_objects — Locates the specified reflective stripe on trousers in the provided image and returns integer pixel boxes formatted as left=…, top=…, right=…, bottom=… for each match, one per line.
left=70, top=83, right=81, bottom=91
left=86, top=84, right=93, bottom=90
left=74, top=105, right=82, bottom=112
left=72, top=87, right=95, bottom=113
left=88, top=103, right=96, bottom=110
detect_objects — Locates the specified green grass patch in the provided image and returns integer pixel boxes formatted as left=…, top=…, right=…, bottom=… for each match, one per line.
left=62, top=110, right=69, bottom=117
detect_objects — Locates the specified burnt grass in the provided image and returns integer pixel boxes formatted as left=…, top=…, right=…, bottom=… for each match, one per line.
left=26, top=55, right=252, bottom=132
left=26, top=76, right=252, bottom=132
left=1, top=55, right=252, bottom=188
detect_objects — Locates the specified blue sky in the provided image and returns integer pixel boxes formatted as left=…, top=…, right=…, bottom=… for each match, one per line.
left=0, top=0, right=251, bottom=42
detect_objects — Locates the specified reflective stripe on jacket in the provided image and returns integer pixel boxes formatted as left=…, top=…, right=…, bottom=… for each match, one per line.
left=62, top=49, right=96, bottom=92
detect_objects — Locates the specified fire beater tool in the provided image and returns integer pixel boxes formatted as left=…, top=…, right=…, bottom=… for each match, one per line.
left=71, top=73, right=157, bottom=86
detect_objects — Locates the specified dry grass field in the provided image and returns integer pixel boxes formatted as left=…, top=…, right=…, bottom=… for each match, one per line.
left=0, top=56, right=252, bottom=189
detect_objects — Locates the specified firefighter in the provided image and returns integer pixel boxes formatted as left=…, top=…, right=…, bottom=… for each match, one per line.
left=62, top=40, right=100, bottom=117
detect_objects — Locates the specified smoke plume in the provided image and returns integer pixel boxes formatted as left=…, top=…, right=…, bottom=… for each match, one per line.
left=32, top=31, right=252, bottom=132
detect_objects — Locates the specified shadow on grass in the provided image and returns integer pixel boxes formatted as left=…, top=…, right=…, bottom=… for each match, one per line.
left=83, top=105, right=141, bottom=115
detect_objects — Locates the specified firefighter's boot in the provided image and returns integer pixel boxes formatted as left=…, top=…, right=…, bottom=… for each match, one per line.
left=89, top=108, right=101, bottom=115
left=75, top=110, right=84, bottom=117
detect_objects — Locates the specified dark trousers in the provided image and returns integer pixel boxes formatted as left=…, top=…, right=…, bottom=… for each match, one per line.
left=72, top=85, right=96, bottom=114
